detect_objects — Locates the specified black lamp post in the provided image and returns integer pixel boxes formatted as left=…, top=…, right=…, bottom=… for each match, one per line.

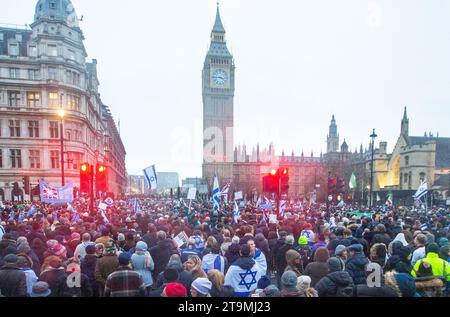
left=369, top=129, right=378, bottom=209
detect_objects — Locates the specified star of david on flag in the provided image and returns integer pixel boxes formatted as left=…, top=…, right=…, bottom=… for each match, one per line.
left=238, top=269, right=258, bottom=291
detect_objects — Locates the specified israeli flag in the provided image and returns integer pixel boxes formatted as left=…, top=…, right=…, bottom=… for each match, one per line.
left=414, top=181, right=428, bottom=201
left=213, top=175, right=220, bottom=211
left=100, top=208, right=110, bottom=224
left=9, top=211, right=15, bottom=221
left=18, top=210, right=24, bottom=223
left=27, top=205, right=36, bottom=217
left=143, top=165, right=158, bottom=190
left=233, top=200, right=240, bottom=223
left=133, top=197, right=142, bottom=214
left=279, top=200, right=287, bottom=217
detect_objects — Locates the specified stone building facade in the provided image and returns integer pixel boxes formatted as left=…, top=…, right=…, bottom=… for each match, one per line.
left=0, top=0, right=126, bottom=201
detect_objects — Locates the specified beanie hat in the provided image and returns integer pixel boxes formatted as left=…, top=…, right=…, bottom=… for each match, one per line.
left=438, top=237, right=449, bottom=247
left=85, top=244, right=96, bottom=255
left=118, top=252, right=131, bottom=265
left=257, top=275, right=272, bottom=290
left=348, top=244, right=363, bottom=253
left=281, top=271, right=298, bottom=291
left=30, top=282, right=51, bottom=297
left=263, top=285, right=280, bottom=297
left=285, top=235, right=295, bottom=245
left=17, top=242, right=31, bottom=254
left=298, top=236, right=308, bottom=246
left=327, top=257, right=342, bottom=272
left=165, top=283, right=187, bottom=297
left=3, top=254, right=18, bottom=264
left=425, top=243, right=439, bottom=254
left=335, top=245, right=346, bottom=257
left=51, top=244, right=66, bottom=256
left=191, top=278, right=212, bottom=295
left=46, top=239, right=58, bottom=249
left=297, top=275, right=312, bottom=293
left=70, top=232, right=81, bottom=241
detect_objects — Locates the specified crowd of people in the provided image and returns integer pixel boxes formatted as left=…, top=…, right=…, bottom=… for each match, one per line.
left=0, top=195, right=449, bottom=297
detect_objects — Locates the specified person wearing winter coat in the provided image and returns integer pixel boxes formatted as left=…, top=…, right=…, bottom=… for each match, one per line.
left=39, top=256, right=67, bottom=297
left=296, top=275, right=319, bottom=297
left=94, top=243, right=119, bottom=297
left=353, top=263, right=398, bottom=297
left=411, top=243, right=450, bottom=283
left=180, top=238, right=201, bottom=264
left=371, top=224, right=392, bottom=248
left=149, top=231, right=173, bottom=281
left=274, top=235, right=296, bottom=285
left=224, top=244, right=264, bottom=297
left=17, top=254, right=38, bottom=296
left=74, top=233, right=95, bottom=261
left=315, top=257, right=354, bottom=297
left=224, top=237, right=241, bottom=267
left=0, top=254, right=27, bottom=297
left=155, top=255, right=194, bottom=295
left=304, top=247, right=330, bottom=287
left=384, top=270, right=418, bottom=297
left=384, top=241, right=411, bottom=273
left=131, top=241, right=154, bottom=293
left=202, top=242, right=226, bottom=274
left=81, top=245, right=98, bottom=297
left=370, top=243, right=388, bottom=269
left=280, top=271, right=304, bottom=297
left=284, top=249, right=303, bottom=277
left=345, top=244, right=370, bottom=285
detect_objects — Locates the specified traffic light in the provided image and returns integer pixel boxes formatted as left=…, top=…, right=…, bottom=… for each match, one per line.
left=22, top=176, right=30, bottom=195
left=280, top=167, right=289, bottom=193
left=96, top=163, right=108, bottom=193
left=263, top=168, right=279, bottom=193
left=80, top=163, right=90, bottom=193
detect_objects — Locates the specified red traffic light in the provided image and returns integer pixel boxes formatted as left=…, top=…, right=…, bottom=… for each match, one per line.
left=282, top=168, right=288, bottom=175
left=97, top=164, right=106, bottom=173
left=80, top=163, right=89, bottom=173
left=270, top=168, right=277, bottom=176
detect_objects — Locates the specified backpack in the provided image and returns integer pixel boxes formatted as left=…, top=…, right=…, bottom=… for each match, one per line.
left=327, top=275, right=354, bottom=297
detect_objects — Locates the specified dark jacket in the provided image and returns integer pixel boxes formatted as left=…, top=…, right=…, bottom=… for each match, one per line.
left=63, top=272, right=93, bottom=297
left=154, top=262, right=194, bottom=295
left=275, top=244, right=295, bottom=275
left=150, top=240, right=172, bottom=280
left=354, top=284, right=399, bottom=297
left=39, top=267, right=67, bottom=297
left=142, top=232, right=158, bottom=249
left=346, top=249, right=370, bottom=285
left=224, top=243, right=241, bottom=267
left=315, top=271, right=354, bottom=297
left=95, top=254, right=119, bottom=286
left=0, top=265, right=27, bottom=297
left=304, top=262, right=329, bottom=287
left=372, top=233, right=392, bottom=247
left=81, top=254, right=97, bottom=280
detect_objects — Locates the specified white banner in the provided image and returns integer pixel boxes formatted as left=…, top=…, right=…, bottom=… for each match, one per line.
left=173, top=231, right=189, bottom=248
left=98, top=203, right=107, bottom=210
left=234, top=191, right=243, bottom=201
left=187, top=188, right=197, bottom=200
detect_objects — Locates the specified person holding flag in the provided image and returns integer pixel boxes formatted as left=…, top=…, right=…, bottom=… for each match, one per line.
left=213, top=175, right=220, bottom=212
left=414, top=181, right=428, bottom=204
left=233, top=200, right=240, bottom=224
left=133, top=197, right=142, bottom=214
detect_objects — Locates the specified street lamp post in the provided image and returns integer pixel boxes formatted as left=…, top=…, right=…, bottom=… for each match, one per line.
left=58, top=109, right=65, bottom=186
left=369, top=129, right=378, bottom=209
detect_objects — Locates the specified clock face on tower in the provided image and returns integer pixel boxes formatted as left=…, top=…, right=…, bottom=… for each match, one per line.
left=212, top=69, right=228, bottom=86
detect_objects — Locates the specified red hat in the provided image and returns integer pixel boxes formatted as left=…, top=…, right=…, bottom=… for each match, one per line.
left=305, top=223, right=312, bottom=229
left=164, top=283, right=187, bottom=297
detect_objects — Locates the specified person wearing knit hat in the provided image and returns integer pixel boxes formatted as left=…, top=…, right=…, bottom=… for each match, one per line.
left=262, top=285, right=280, bottom=297
left=51, top=243, right=67, bottom=258
left=46, top=239, right=58, bottom=249
left=162, top=282, right=187, bottom=297
left=298, top=235, right=308, bottom=246
left=438, top=237, right=449, bottom=248
left=191, top=277, right=212, bottom=297
left=95, top=242, right=119, bottom=297
left=280, top=271, right=302, bottom=297
left=131, top=241, right=154, bottom=293
left=297, top=275, right=319, bottom=297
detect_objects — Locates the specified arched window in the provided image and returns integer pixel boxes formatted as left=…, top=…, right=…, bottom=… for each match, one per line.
left=405, top=156, right=409, bottom=166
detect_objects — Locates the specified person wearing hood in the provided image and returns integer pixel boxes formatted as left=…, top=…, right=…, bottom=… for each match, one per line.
left=384, top=241, right=411, bottom=273
left=411, top=243, right=450, bottom=283
left=439, top=245, right=449, bottom=262
left=296, top=275, right=318, bottom=297
left=304, top=246, right=330, bottom=287
left=280, top=271, right=303, bottom=297
left=284, top=249, right=303, bottom=277
left=334, top=245, right=347, bottom=270
left=384, top=268, right=418, bottom=297
left=315, top=257, right=354, bottom=297
left=155, top=254, right=193, bottom=294
left=345, top=244, right=370, bottom=285
left=392, top=233, right=408, bottom=247
left=131, top=241, right=154, bottom=294
left=224, top=244, right=264, bottom=297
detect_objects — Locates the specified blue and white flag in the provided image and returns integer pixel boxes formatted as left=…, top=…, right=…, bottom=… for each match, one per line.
left=224, top=260, right=264, bottom=297
left=133, top=197, right=142, bottom=214
left=143, top=165, right=158, bottom=190
left=18, top=210, right=24, bottom=223
left=414, top=181, right=428, bottom=201
left=9, top=211, right=15, bottom=222
left=220, top=181, right=231, bottom=202
left=72, top=212, right=80, bottom=223
left=213, top=175, right=220, bottom=211
left=233, top=200, right=240, bottom=224
left=279, top=200, right=287, bottom=217
left=27, top=205, right=36, bottom=217
left=104, top=197, right=114, bottom=206
left=99, top=208, right=110, bottom=224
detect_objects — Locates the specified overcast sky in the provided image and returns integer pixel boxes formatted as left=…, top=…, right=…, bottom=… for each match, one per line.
left=2, top=0, right=450, bottom=181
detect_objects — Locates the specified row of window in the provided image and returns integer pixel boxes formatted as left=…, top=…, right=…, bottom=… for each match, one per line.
left=3, top=42, right=78, bottom=61
left=0, top=120, right=82, bottom=141
left=0, top=149, right=83, bottom=170
left=4, top=90, right=80, bottom=110
left=5, top=67, right=81, bottom=85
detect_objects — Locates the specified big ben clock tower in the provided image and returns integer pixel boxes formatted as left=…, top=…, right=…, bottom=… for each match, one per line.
left=202, top=5, right=235, bottom=186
